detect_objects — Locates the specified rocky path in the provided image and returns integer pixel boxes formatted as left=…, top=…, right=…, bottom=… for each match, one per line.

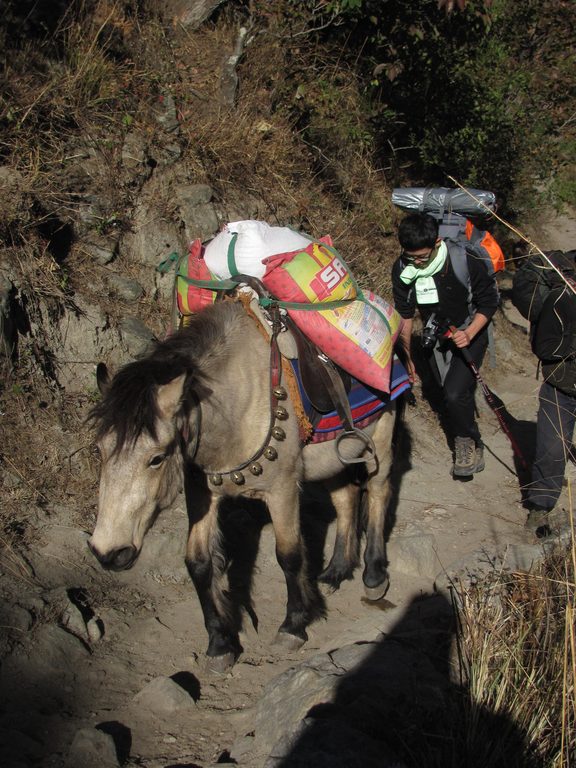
left=5, top=205, right=576, bottom=767
left=3, top=296, right=569, bottom=768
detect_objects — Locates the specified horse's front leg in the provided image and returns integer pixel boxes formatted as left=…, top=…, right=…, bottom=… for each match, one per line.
left=363, top=478, right=391, bottom=600
left=184, top=483, right=241, bottom=669
left=363, top=407, right=396, bottom=601
left=319, top=476, right=361, bottom=588
left=267, top=487, right=323, bottom=650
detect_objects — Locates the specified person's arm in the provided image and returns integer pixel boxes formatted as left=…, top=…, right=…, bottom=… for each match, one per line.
left=391, top=261, right=417, bottom=381
left=451, top=313, right=489, bottom=348
left=398, top=316, right=417, bottom=381
left=453, top=253, right=499, bottom=348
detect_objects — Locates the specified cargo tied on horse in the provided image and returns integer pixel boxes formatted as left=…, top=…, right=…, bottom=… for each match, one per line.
left=87, top=301, right=403, bottom=669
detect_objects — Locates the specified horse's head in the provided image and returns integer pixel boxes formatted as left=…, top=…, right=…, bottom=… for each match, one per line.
left=88, top=362, right=187, bottom=571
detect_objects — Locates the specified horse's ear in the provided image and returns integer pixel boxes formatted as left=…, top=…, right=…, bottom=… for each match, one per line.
left=96, top=363, right=112, bottom=395
left=157, top=374, right=186, bottom=419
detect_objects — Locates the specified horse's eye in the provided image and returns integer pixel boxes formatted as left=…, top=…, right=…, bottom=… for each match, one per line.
left=149, top=454, right=166, bottom=468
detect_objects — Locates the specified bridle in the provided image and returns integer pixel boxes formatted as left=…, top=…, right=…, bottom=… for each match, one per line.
left=185, top=293, right=289, bottom=487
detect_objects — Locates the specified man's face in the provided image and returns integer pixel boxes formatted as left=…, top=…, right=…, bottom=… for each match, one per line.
left=402, top=239, right=441, bottom=268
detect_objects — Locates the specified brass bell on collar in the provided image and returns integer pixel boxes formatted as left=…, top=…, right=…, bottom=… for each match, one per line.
left=271, top=426, right=286, bottom=441
left=209, top=473, right=223, bottom=486
left=263, top=446, right=278, bottom=461
left=273, top=385, right=287, bottom=400
left=274, top=406, right=289, bottom=420
left=249, top=461, right=263, bottom=476
left=231, top=471, right=245, bottom=485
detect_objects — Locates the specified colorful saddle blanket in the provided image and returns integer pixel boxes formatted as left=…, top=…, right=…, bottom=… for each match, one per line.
left=290, top=356, right=411, bottom=444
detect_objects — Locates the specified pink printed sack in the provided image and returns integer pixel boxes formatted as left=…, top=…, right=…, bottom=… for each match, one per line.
left=262, top=242, right=403, bottom=392
left=176, top=239, right=216, bottom=315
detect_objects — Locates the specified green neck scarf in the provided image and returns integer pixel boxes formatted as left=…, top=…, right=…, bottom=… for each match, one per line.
left=399, top=242, right=447, bottom=304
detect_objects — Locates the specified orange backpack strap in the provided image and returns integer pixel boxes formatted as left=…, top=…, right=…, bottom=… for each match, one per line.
left=465, top=221, right=505, bottom=272
left=479, top=230, right=505, bottom=272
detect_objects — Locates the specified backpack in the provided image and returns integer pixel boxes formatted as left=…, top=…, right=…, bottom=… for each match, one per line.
left=511, top=250, right=576, bottom=394
left=461, top=219, right=505, bottom=273
left=512, top=250, right=576, bottom=344
left=512, top=250, right=576, bottom=317
left=444, top=234, right=501, bottom=302
left=392, top=186, right=506, bottom=276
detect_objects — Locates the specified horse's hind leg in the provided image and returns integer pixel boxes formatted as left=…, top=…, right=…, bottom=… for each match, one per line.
left=185, top=491, right=241, bottom=670
left=319, top=477, right=360, bottom=588
left=268, top=488, right=322, bottom=650
left=363, top=404, right=396, bottom=601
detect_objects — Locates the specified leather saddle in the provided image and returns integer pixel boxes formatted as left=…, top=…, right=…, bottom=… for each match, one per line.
left=230, top=274, right=352, bottom=416
left=284, top=316, right=351, bottom=414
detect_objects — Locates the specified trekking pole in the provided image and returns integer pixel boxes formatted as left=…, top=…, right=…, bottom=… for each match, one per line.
left=448, top=326, right=528, bottom=470
left=447, top=175, right=576, bottom=296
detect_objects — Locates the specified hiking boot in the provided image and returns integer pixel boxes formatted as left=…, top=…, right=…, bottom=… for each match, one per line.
left=474, top=441, right=485, bottom=473
left=524, top=507, right=552, bottom=539
left=453, top=436, right=477, bottom=477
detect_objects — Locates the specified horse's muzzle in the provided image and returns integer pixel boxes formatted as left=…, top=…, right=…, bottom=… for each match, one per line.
left=87, top=540, right=138, bottom=571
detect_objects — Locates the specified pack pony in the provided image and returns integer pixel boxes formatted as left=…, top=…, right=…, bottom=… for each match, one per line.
left=88, top=301, right=399, bottom=668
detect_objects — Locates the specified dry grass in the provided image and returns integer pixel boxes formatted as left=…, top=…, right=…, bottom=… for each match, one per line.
left=1, top=3, right=133, bottom=163
left=375, top=517, right=575, bottom=767
left=452, top=532, right=576, bottom=766
left=1, top=0, right=402, bottom=299
left=172, top=16, right=400, bottom=291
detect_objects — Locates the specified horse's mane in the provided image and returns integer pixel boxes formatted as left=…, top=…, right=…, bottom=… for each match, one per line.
left=89, top=302, right=244, bottom=451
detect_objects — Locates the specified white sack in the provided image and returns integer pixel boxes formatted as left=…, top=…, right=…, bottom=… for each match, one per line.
left=204, top=220, right=311, bottom=279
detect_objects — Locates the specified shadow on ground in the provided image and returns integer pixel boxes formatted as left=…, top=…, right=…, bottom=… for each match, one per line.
left=268, top=592, right=543, bottom=768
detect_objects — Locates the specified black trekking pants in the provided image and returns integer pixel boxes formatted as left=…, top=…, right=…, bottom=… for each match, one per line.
left=428, top=330, right=488, bottom=443
left=526, top=381, right=576, bottom=511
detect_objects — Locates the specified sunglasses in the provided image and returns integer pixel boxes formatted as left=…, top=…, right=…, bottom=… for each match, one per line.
left=402, top=244, right=439, bottom=264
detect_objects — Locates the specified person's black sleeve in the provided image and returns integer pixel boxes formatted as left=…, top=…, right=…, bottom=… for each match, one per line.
left=467, top=253, right=499, bottom=320
left=512, top=259, right=545, bottom=321
left=391, top=260, right=416, bottom=319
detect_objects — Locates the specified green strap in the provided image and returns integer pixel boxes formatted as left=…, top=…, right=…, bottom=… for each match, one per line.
left=355, top=288, right=391, bottom=334
left=176, top=273, right=392, bottom=331
left=259, top=296, right=355, bottom=311
left=159, top=250, right=392, bottom=334
left=227, top=233, right=239, bottom=276
left=156, top=251, right=180, bottom=273
left=177, top=273, right=238, bottom=291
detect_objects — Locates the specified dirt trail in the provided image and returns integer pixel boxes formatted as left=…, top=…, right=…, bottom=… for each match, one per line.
left=69, top=220, right=576, bottom=766
left=7, top=315, right=546, bottom=767
left=3, top=215, right=576, bottom=767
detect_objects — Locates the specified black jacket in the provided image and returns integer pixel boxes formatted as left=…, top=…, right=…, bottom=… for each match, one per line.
left=391, top=242, right=499, bottom=328
left=512, top=250, right=576, bottom=394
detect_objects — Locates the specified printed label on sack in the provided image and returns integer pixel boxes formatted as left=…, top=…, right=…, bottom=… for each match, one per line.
left=317, top=295, right=398, bottom=367
left=286, top=290, right=403, bottom=391
left=281, top=243, right=356, bottom=302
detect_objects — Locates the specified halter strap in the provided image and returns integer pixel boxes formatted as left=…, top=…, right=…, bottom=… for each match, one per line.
left=186, top=302, right=286, bottom=485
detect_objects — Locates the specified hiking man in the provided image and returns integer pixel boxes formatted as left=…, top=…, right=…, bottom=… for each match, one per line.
left=391, top=212, right=499, bottom=477
left=512, top=247, right=576, bottom=537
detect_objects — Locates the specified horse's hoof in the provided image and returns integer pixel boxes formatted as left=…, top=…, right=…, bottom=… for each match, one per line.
left=273, top=631, right=306, bottom=651
left=319, top=568, right=349, bottom=590
left=319, top=581, right=338, bottom=596
left=318, top=570, right=340, bottom=594
left=204, top=651, right=236, bottom=673
left=363, top=575, right=390, bottom=602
